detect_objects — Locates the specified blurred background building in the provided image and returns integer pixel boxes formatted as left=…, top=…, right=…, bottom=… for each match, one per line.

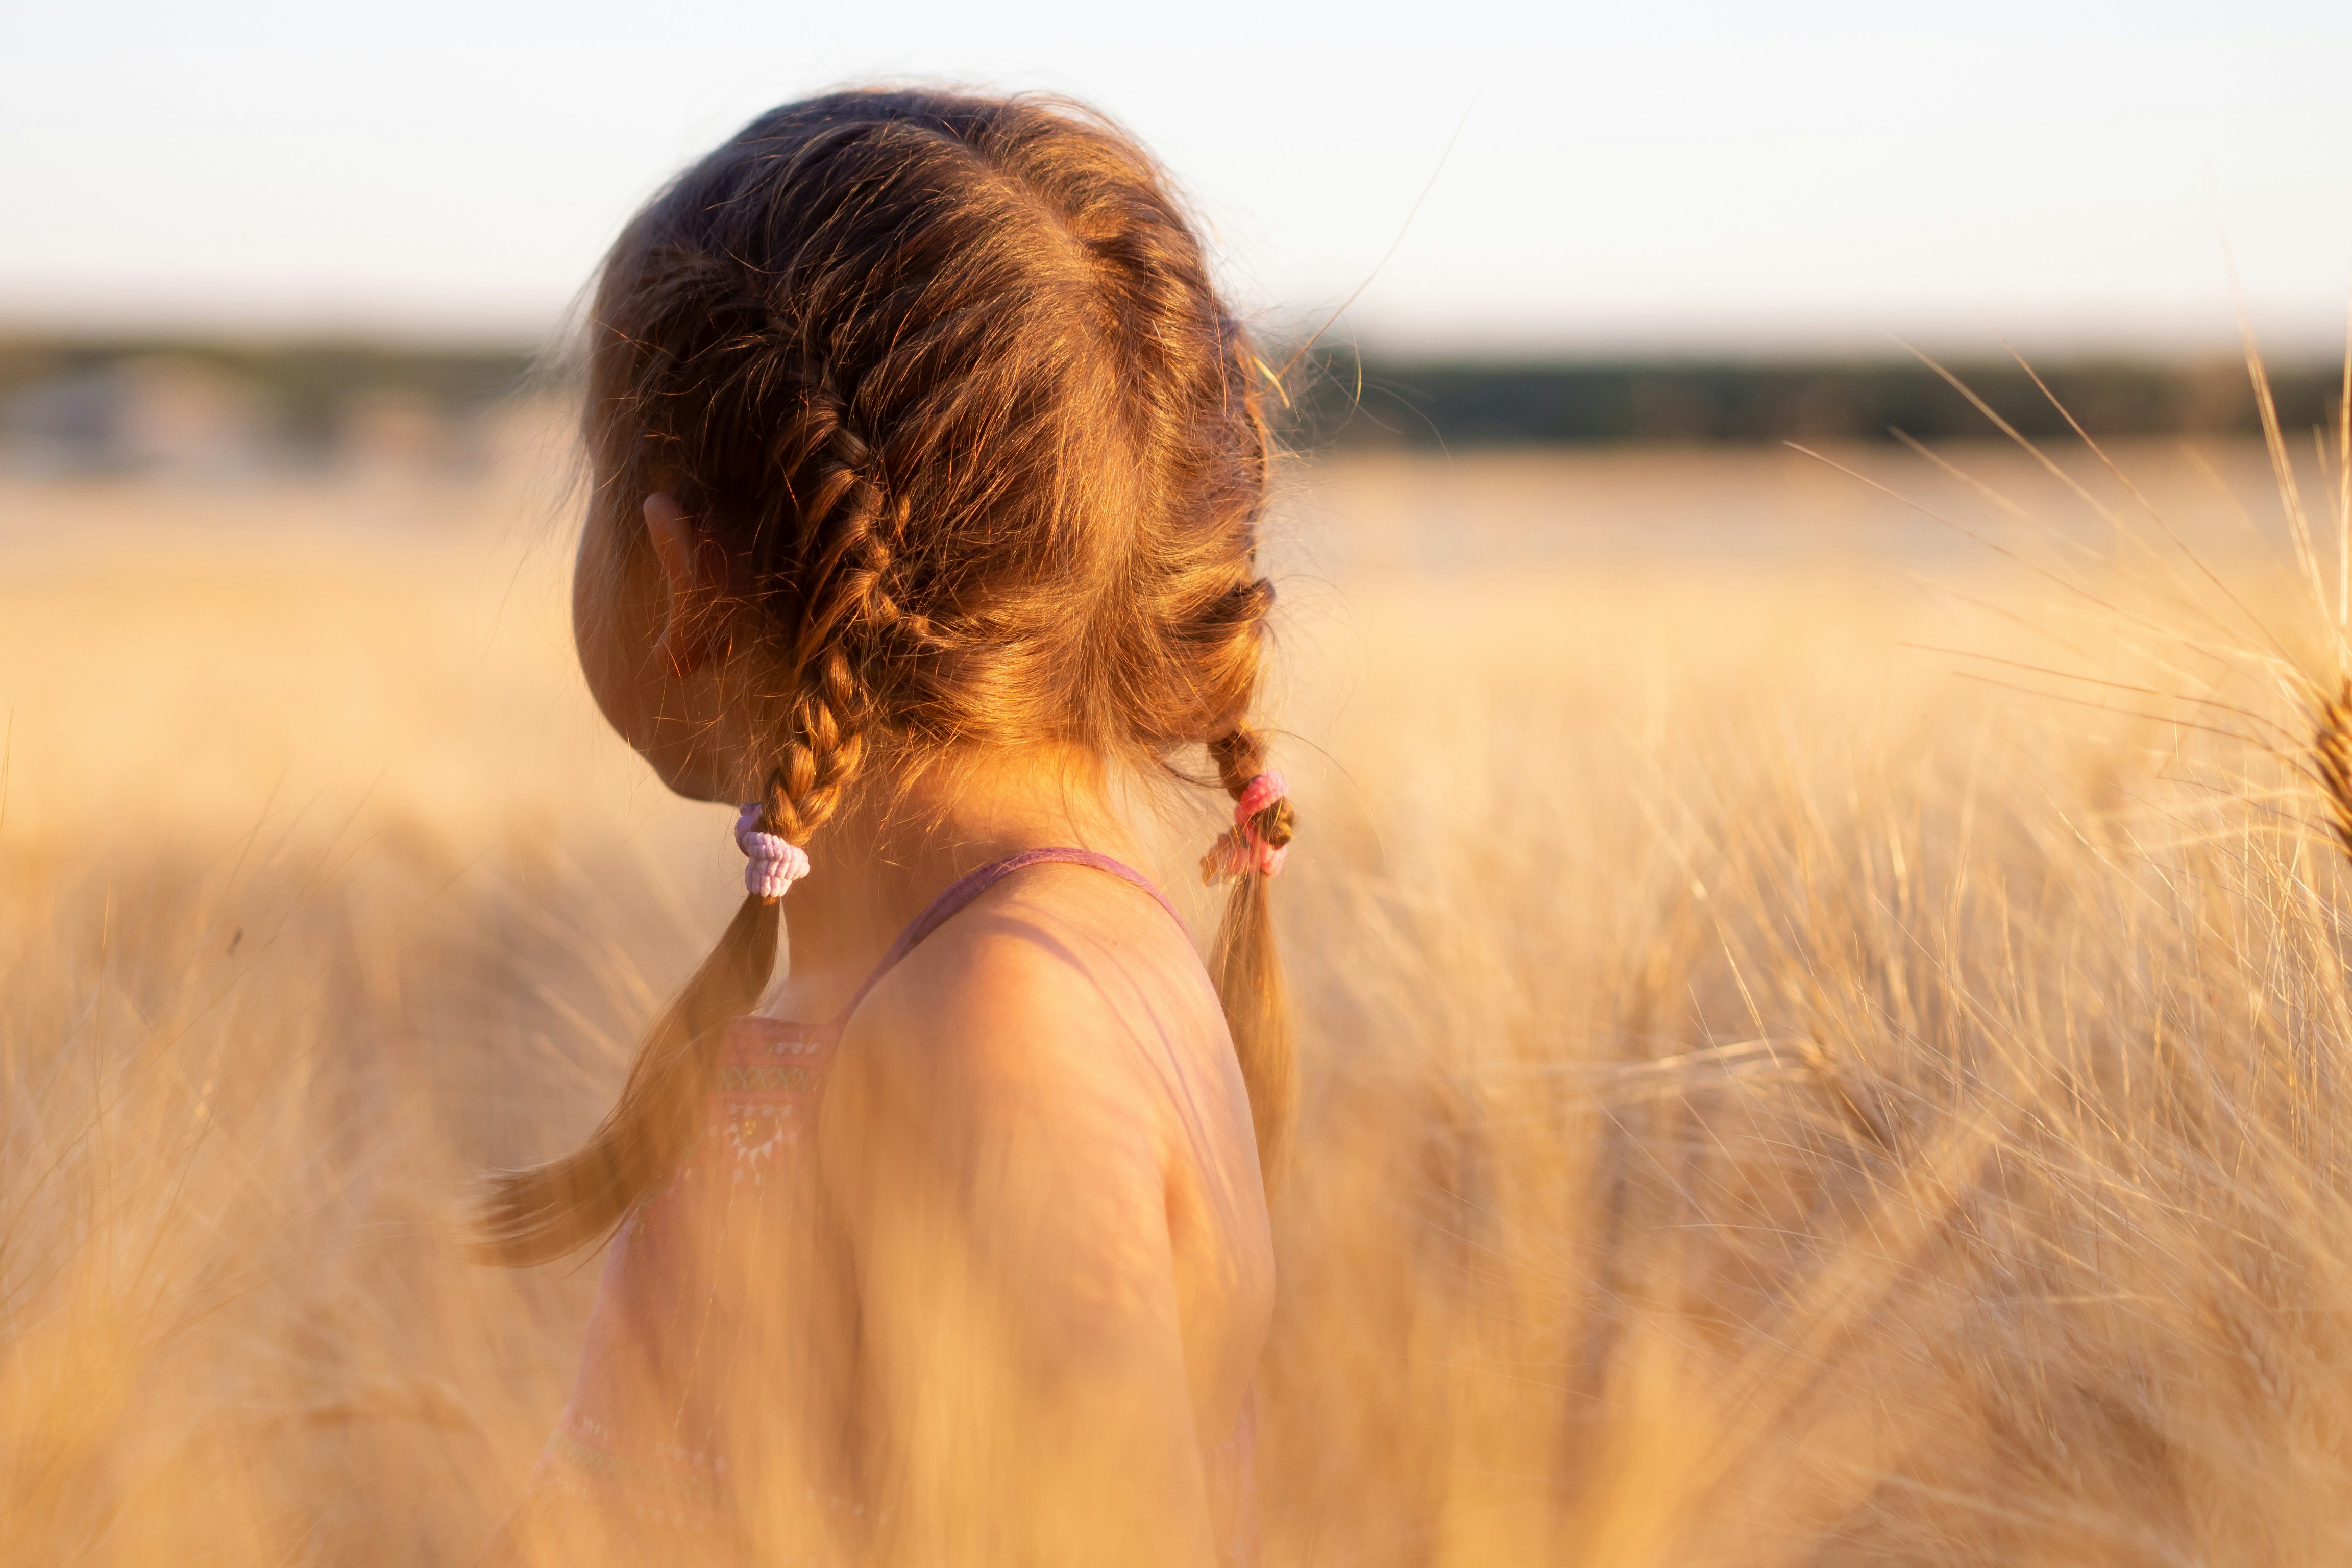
left=0, top=340, right=534, bottom=477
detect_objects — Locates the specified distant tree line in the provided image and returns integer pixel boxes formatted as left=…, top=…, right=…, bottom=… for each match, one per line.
left=1288, top=353, right=2346, bottom=448
left=3, top=335, right=2341, bottom=457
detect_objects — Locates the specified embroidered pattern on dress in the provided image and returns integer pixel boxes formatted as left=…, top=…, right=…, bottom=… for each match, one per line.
left=708, top=1021, right=833, bottom=1179
left=714, top=1063, right=820, bottom=1093
left=718, top=1098, right=801, bottom=1171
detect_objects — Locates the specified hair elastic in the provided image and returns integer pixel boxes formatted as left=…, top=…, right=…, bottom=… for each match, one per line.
left=1200, top=770, right=1289, bottom=884
left=735, top=802, right=812, bottom=899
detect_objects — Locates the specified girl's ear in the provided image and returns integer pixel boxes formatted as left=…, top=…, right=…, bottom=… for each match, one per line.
left=645, top=492, right=729, bottom=675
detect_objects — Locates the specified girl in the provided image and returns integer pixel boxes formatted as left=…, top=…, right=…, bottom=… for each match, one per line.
left=477, top=88, right=1294, bottom=1568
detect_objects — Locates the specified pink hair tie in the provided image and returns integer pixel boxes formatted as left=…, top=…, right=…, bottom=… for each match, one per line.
left=735, top=802, right=811, bottom=900
left=1200, top=770, right=1289, bottom=884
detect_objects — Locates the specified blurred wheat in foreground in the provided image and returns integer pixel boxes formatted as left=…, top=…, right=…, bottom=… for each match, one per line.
left=9, top=419, right=2352, bottom=1566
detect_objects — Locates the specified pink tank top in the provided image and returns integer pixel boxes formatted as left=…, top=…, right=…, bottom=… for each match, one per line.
left=536, top=849, right=1259, bottom=1563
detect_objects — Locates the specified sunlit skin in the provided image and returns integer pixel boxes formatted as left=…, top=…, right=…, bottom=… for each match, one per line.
left=569, top=490, right=1277, bottom=1564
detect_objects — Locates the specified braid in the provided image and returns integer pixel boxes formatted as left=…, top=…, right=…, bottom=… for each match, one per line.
left=760, top=376, right=903, bottom=844
left=475, top=383, right=904, bottom=1265
left=1207, top=721, right=1296, bottom=1179
left=1210, top=726, right=1295, bottom=856
left=473, top=887, right=780, bottom=1265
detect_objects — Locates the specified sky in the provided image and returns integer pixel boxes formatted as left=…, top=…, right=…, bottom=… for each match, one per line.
left=7, top=0, right=2352, bottom=358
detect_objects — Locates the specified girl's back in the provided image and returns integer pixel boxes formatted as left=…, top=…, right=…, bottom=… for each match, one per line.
left=475, top=87, right=1299, bottom=1566
left=830, top=856, right=1276, bottom=1466
left=525, top=848, right=1272, bottom=1564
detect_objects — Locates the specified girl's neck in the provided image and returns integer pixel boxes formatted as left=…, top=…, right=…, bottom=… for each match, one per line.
left=771, top=746, right=1139, bottom=1019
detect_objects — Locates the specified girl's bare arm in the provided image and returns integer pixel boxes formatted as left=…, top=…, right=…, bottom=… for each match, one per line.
left=823, top=919, right=1216, bottom=1568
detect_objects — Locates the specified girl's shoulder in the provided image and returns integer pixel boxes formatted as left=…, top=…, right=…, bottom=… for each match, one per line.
left=820, top=859, right=1229, bottom=1169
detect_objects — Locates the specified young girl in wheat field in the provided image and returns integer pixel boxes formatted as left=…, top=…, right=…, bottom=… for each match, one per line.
left=475, top=87, right=1293, bottom=1568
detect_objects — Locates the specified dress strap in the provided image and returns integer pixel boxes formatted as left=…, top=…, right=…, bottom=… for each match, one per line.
left=827, top=848, right=1185, bottom=1032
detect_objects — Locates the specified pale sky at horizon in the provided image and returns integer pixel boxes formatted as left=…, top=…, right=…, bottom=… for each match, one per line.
left=8, top=1, right=2352, bottom=358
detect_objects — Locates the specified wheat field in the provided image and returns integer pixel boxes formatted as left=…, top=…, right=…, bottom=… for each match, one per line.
left=8, top=420, right=2352, bottom=1566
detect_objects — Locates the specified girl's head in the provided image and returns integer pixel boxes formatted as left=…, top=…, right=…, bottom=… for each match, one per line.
left=484, top=88, right=1294, bottom=1263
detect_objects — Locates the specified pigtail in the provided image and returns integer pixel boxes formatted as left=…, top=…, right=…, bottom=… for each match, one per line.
left=477, top=371, right=892, bottom=1268
left=1206, top=729, right=1297, bottom=1181
left=473, top=817, right=785, bottom=1266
